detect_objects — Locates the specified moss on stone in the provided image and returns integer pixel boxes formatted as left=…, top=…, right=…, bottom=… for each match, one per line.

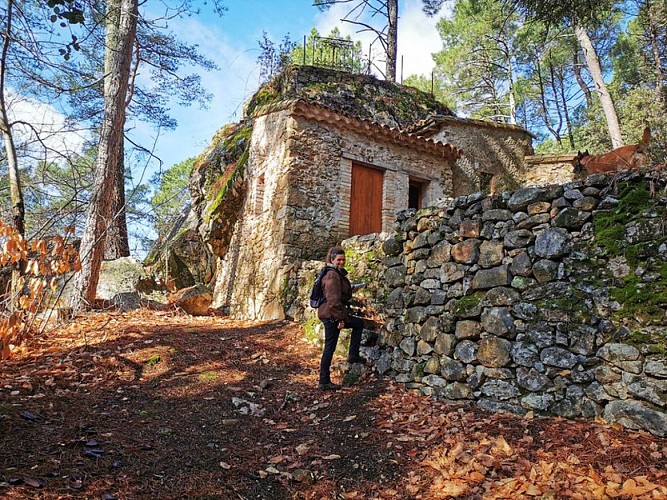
left=627, top=330, right=667, bottom=357
left=593, top=180, right=653, bottom=260
left=536, top=290, right=592, bottom=323
left=203, top=123, right=253, bottom=223
left=611, top=274, right=667, bottom=324
left=302, top=316, right=322, bottom=346
left=452, top=292, right=485, bottom=317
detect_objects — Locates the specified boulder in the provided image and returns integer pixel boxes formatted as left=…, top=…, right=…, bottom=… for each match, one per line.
left=169, top=284, right=212, bottom=315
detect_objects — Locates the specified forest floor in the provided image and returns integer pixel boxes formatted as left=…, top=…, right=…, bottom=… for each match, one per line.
left=1, top=309, right=666, bottom=499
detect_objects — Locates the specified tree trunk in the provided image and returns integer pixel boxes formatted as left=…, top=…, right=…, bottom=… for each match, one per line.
left=0, top=0, right=24, bottom=237
left=645, top=0, right=665, bottom=103
left=572, top=51, right=592, bottom=107
left=506, top=49, right=516, bottom=124
left=69, top=0, right=138, bottom=311
left=104, top=158, right=130, bottom=259
left=1, top=0, right=26, bottom=313
left=574, top=24, right=623, bottom=148
left=385, top=0, right=398, bottom=82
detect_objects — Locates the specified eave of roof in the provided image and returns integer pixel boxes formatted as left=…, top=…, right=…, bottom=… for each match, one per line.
left=409, top=115, right=537, bottom=139
left=252, top=99, right=462, bottom=161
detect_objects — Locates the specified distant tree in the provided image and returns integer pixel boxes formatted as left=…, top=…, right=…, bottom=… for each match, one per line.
left=291, top=27, right=365, bottom=72
left=509, top=0, right=623, bottom=147
left=149, top=157, right=195, bottom=237
left=313, top=0, right=449, bottom=81
left=257, top=32, right=298, bottom=82
left=430, top=0, right=526, bottom=123
left=313, top=0, right=399, bottom=81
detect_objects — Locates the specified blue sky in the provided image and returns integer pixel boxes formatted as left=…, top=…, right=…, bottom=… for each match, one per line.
left=137, top=0, right=449, bottom=174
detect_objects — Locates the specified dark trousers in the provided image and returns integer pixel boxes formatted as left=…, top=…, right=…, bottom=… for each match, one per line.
left=319, top=316, right=364, bottom=384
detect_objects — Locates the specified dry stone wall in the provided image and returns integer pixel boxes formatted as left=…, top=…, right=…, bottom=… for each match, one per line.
left=362, top=172, right=667, bottom=436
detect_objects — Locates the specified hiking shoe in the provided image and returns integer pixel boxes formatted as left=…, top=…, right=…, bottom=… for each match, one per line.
left=347, top=356, right=366, bottom=365
left=318, top=382, right=342, bottom=391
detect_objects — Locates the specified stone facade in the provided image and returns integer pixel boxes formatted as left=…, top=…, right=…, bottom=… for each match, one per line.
left=344, top=172, right=666, bottom=436
left=212, top=101, right=460, bottom=319
left=524, top=154, right=577, bottom=187
left=410, top=116, right=535, bottom=195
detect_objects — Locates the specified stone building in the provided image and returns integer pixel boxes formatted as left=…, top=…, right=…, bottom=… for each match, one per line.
left=150, top=66, right=537, bottom=321
left=212, top=99, right=462, bottom=319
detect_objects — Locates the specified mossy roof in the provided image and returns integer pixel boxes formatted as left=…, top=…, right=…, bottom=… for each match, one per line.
left=253, top=99, right=462, bottom=162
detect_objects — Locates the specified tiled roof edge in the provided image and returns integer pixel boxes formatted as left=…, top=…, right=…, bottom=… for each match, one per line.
left=252, top=98, right=461, bottom=161
left=410, top=115, right=537, bottom=139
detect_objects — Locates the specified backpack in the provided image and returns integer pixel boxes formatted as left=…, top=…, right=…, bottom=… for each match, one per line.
left=309, top=267, right=334, bottom=308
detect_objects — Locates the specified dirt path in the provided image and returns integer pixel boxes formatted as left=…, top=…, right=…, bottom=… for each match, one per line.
left=1, top=310, right=666, bottom=499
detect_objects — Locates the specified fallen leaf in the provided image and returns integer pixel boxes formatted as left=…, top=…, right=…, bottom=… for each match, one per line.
left=296, top=444, right=309, bottom=455
left=343, top=415, right=356, bottom=422
left=219, top=462, right=231, bottom=470
left=24, top=477, right=46, bottom=488
left=323, top=454, right=341, bottom=460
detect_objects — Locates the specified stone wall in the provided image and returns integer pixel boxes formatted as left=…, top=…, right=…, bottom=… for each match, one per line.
left=211, top=110, right=295, bottom=319
left=364, top=172, right=667, bottom=436
left=524, top=154, right=577, bottom=187
left=423, top=118, right=534, bottom=195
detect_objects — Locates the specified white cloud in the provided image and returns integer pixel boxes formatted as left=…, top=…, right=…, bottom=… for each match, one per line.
left=314, top=0, right=449, bottom=80
left=7, top=94, right=88, bottom=165
left=131, top=15, right=261, bottom=170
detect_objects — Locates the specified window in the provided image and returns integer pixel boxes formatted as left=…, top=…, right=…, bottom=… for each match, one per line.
left=408, top=178, right=426, bottom=210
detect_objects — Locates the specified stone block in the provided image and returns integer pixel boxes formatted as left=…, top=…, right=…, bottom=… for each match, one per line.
left=481, top=307, right=514, bottom=337
left=452, top=239, right=481, bottom=264
left=534, top=227, right=570, bottom=258
left=604, top=400, right=667, bottom=437
left=434, top=333, right=456, bottom=356
left=478, top=241, right=504, bottom=268
left=459, top=219, right=480, bottom=238
left=504, top=230, right=534, bottom=249
left=472, top=266, right=511, bottom=290
left=454, top=340, right=478, bottom=363
left=440, top=356, right=466, bottom=381
left=477, top=337, right=512, bottom=367
left=455, top=320, right=481, bottom=340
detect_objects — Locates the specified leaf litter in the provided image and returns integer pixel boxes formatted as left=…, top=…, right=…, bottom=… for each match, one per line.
left=0, top=309, right=665, bottom=498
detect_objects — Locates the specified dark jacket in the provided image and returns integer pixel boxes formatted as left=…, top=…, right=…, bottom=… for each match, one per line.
left=317, top=265, right=352, bottom=322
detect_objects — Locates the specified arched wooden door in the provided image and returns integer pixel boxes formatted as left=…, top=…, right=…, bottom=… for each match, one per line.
left=349, top=162, right=383, bottom=236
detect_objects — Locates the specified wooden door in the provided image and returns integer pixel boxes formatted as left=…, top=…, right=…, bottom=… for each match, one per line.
left=349, top=163, right=383, bottom=236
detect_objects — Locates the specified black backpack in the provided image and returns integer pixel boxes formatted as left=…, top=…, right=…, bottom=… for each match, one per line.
left=309, top=267, right=334, bottom=308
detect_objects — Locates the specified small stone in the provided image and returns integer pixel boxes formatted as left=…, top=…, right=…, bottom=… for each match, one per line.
left=552, top=208, right=590, bottom=229
left=440, top=357, right=466, bottom=381
left=455, top=320, right=481, bottom=340
left=483, top=287, right=520, bottom=306
left=459, top=219, right=480, bottom=238
left=478, top=241, right=504, bottom=268
left=424, top=355, right=441, bottom=374
left=541, top=347, right=578, bottom=368
left=480, top=307, right=514, bottom=337
left=532, top=259, right=559, bottom=284
left=477, top=337, right=512, bottom=367
left=482, top=209, right=513, bottom=222
left=509, top=251, right=532, bottom=276
left=504, top=230, right=534, bottom=249
left=527, top=202, right=551, bottom=215
left=480, top=379, right=520, bottom=400
left=399, top=338, right=416, bottom=356
left=454, top=340, right=478, bottom=363
left=443, top=382, right=472, bottom=399
left=452, top=239, right=481, bottom=264
left=434, top=333, right=455, bottom=356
